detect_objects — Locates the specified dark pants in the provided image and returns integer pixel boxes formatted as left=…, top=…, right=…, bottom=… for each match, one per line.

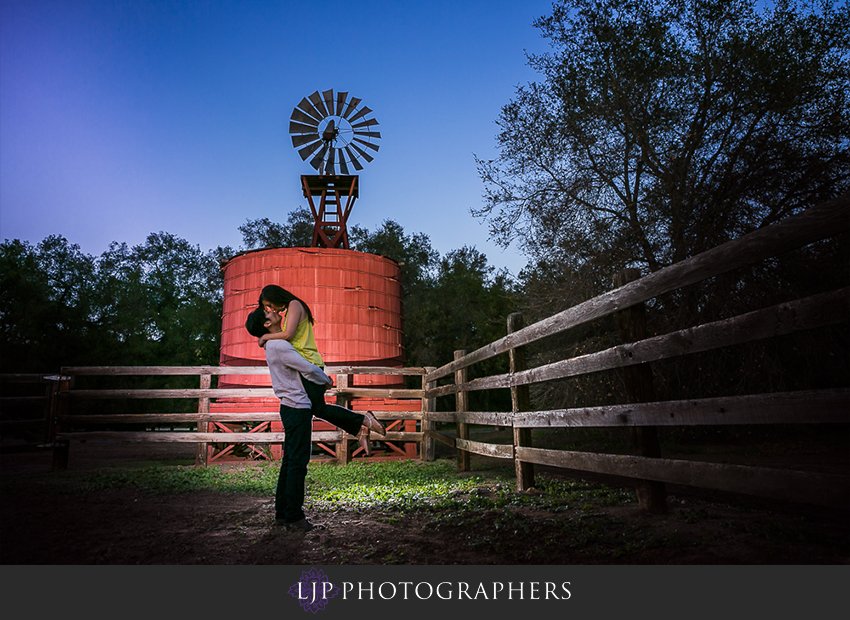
left=275, top=379, right=366, bottom=522
left=300, top=376, right=365, bottom=437
left=276, top=406, right=313, bottom=523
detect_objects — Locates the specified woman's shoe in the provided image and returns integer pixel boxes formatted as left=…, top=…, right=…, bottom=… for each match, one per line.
left=357, top=427, right=371, bottom=456
left=363, top=410, right=385, bottom=436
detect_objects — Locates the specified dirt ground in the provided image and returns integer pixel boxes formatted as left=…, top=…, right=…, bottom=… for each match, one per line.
left=1, top=441, right=848, bottom=565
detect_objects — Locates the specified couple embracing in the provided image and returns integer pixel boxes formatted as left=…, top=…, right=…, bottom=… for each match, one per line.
left=245, top=284, right=385, bottom=532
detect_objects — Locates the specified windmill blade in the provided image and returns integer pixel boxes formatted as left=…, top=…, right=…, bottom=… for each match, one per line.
left=296, top=97, right=323, bottom=122
left=324, top=146, right=336, bottom=174
left=290, top=120, right=320, bottom=134
left=321, top=89, right=336, bottom=116
left=350, top=142, right=375, bottom=163
left=353, top=130, right=382, bottom=140
left=308, top=91, right=330, bottom=118
left=309, top=144, right=329, bottom=171
left=290, top=108, right=320, bottom=127
left=352, top=118, right=379, bottom=129
left=297, top=139, right=323, bottom=161
left=344, top=146, right=364, bottom=171
left=337, top=150, right=349, bottom=175
left=341, top=97, right=361, bottom=119
left=353, top=137, right=381, bottom=151
left=335, top=91, right=348, bottom=116
left=291, top=133, right=320, bottom=148
left=348, top=106, right=373, bottom=124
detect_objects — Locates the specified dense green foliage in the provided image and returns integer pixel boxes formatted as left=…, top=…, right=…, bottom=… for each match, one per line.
left=238, top=209, right=314, bottom=249
left=1, top=233, right=230, bottom=373
left=348, top=221, right=517, bottom=411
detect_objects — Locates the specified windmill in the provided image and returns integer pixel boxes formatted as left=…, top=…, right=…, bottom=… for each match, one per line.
left=289, top=90, right=381, bottom=249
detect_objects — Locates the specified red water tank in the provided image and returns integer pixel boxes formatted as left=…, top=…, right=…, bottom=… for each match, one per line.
left=219, top=247, right=404, bottom=386
left=211, top=246, right=417, bottom=463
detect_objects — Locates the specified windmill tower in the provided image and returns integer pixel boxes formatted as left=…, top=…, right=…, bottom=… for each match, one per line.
left=213, top=89, right=416, bottom=465
left=288, top=90, right=381, bottom=249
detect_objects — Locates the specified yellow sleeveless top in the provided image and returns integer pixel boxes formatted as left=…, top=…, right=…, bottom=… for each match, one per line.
left=283, top=315, right=324, bottom=368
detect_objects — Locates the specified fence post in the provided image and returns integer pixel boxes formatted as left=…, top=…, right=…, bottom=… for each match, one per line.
left=195, top=371, right=211, bottom=467
left=41, top=376, right=54, bottom=445
left=47, top=374, right=71, bottom=471
left=421, top=367, right=437, bottom=461
left=508, top=313, right=535, bottom=491
left=455, top=350, right=470, bottom=472
left=336, top=374, right=352, bottom=464
left=613, top=268, right=667, bottom=514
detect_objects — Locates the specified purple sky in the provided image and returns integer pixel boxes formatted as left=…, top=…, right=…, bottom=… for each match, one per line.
left=1, top=0, right=555, bottom=275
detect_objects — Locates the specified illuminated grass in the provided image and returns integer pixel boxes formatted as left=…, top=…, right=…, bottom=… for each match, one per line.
left=304, top=460, right=508, bottom=511
left=73, top=459, right=634, bottom=515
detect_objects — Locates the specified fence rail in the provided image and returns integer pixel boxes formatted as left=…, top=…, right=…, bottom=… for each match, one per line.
left=430, top=193, right=850, bottom=512
left=48, top=365, right=428, bottom=467
left=0, top=373, right=59, bottom=451
left=425, top=193, right=849, bottom=382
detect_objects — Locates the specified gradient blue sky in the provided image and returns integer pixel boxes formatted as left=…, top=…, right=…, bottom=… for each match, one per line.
left=1, top=0, right=556, bottom=276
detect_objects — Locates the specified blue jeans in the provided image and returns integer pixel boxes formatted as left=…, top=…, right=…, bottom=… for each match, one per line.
left=276, top=406, right=313, bottom=523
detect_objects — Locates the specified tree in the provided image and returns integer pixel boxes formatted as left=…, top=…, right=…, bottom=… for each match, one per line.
left=348, top=221, right=518, bottom=403
left=349, top=220, right=439, bottom=367
left=408, top=246, right=518, bottom=411
left=239, top=208, right=314, bottom=250
left=0, top=236, right=99, bottom=372
left=410, top=247, right=515, bottom=366
left=349, top=219, right=439, bottom=297
left=95, top=232, right=227, bottom=367
left=474, top=0, right=850, bottom=409
left=475, top=0, right=849, bottom=277
left=0, top=233, right=229, bottom=373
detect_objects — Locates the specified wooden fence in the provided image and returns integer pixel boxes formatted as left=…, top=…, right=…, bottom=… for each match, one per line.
left=0, top=373, right=61, bottom=451
left=424, top=192, right=850, bottom=512
left=19, top=193, right=850, bottom=513
left=47, top=365, right=427, bottom=468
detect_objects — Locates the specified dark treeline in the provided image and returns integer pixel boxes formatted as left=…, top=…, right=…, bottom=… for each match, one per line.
left=0, top=215, right=517, bottom=412
left=1, top=233, right=228, bottom=372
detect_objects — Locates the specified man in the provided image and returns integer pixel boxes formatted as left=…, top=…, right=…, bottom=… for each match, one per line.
left=245, top=306, right=374, bottom=531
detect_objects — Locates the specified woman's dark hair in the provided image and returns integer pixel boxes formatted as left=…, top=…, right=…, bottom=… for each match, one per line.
left=258, top=285, right=315, bottom=324
left=245, top=307, right=269, bottom=338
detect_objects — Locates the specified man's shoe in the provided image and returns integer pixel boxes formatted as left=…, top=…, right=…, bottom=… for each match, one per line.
left=275, top=518, right=316, bottom=531
left=287, top=518, right=316, bottom=531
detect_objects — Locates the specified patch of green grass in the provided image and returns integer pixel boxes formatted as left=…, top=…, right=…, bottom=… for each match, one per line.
left=72, top=457, right=636, bottom=516
left=79, top=462, right=279, bottom=495
left=304, top=459, right=507, bottom=511
left=71, top=458, right=637, bottom=533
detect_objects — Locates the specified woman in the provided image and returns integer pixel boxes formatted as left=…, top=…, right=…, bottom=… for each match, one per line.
left=256, top=284, right=385, bottom=454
